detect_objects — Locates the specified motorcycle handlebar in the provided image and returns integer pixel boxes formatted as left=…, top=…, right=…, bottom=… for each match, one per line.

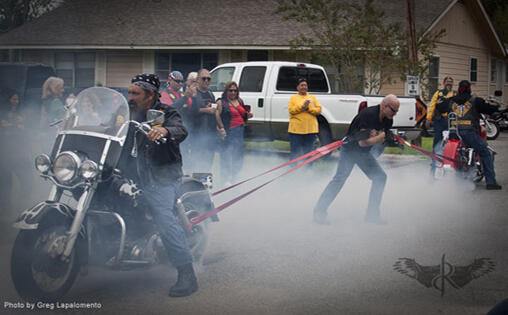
left=129, top=121, right=167, bottom=144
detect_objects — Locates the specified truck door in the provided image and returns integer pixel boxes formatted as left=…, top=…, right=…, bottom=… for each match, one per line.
left=238, top=65, right=270, bottom=139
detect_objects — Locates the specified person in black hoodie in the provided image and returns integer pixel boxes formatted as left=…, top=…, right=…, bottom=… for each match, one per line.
left=126, top=73, right=198, bottom=297
left=437, top=80, right=502, bottom=190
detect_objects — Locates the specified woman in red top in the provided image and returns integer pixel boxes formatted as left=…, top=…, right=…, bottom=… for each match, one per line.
left=216, top=81, right=253, bottom=185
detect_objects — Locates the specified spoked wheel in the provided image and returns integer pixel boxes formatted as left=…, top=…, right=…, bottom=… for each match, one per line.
left=183, top=203, right=209, bottom=264
left=485, top=120, right=500, bottom=140
left=11, top=224, right=80, bottom=301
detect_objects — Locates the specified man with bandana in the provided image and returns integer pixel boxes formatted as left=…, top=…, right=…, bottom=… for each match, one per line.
left=160, top=70, right=200, bottom=172
left=437, top=80, right=502, bottom=190
left=124, top=73, right=199, bottom=297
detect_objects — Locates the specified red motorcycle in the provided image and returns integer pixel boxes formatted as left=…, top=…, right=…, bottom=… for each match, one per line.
left=437, top=112, right=495, bottom=183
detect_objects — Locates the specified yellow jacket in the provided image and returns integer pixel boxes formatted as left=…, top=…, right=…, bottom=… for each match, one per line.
left=288, top=93, right=322, bottom=134
left=427, top=89, right=456, bottom=120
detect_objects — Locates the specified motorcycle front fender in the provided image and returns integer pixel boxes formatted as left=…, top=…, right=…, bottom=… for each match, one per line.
left=13, top=201, right=76, bottom=230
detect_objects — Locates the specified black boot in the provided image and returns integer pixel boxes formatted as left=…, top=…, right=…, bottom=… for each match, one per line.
left=169, top=263, right=198, bottom=297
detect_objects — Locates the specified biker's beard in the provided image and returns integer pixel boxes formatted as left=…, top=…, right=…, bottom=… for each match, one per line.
left=443, top=86, right=451, bottom=94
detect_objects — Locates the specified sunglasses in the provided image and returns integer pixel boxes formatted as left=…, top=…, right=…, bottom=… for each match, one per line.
left=172, top=79, right=183, bottom=84
left=228, top=89, right=238, bottom=93
left=387, top=105, right=398, bottom=114
left=201, top=77, right=211, bottom=82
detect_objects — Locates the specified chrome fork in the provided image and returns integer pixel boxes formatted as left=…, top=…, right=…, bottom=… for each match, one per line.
left=61, top=184, right=96, bottom=261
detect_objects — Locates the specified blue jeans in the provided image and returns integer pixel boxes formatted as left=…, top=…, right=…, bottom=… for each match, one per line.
left=460, top=129, right=497, bottom=185
left=314, top=148, right=387, bottom=218
left=289, top=133, right=316, bottom=163
left=221, top=125, right=245, bottom=183
left=431, top=118, right=448, bottom=175
left=143, top=182, right=193, bottom=267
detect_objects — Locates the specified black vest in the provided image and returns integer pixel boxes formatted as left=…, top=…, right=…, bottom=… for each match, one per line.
left=450, top=97, right=476, bottom=130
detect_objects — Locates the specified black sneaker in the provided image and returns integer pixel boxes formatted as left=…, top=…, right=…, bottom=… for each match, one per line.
left=313, top=212, right=330, bottom=225
left=486, top=183, right=502, bottom=190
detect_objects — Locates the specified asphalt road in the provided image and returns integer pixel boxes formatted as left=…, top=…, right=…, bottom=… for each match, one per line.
left=1, top=134, right=508, bottom=315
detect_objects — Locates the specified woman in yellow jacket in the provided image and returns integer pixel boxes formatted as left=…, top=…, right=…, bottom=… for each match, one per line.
left=288, top=78, right=322, bottom=162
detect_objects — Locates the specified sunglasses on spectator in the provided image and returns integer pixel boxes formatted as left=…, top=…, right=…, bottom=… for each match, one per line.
left=228, top=89, right=238, bottom=92
left=201, top=77, right=211, bottom=81
left=172, top=79, right=183, bottom=84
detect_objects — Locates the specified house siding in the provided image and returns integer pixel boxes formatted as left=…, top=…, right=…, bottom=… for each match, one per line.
left=106, top=51, right=143, bottom=88
left=381, top=1, right=494, bottom=101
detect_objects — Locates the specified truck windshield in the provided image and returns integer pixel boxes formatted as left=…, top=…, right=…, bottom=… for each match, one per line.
left=210, top=67, right=234, bottom=92
left=276, top=67, right=329, bottom=92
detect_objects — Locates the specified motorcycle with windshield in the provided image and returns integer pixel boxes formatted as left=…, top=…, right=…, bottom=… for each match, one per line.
left=10, top=87, right=214, bottom=301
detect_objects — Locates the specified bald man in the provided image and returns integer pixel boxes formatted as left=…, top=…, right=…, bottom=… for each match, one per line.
left=313, top=94, right=400, bottom=225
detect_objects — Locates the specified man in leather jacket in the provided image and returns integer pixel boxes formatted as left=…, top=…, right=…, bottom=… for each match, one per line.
left=437, top=80, right=502, bottom=190
left=126, top=73, right=199, bottom=297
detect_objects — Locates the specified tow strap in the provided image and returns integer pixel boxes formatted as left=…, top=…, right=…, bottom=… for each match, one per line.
left=187, top=140, right=343, bottom=229
left=394, top=134, right=462, bottom=165
left=189, top=134, right=464, bottom=229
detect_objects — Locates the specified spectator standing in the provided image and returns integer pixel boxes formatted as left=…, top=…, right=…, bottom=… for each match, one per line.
left=41, top=76, right=66, bottom=128
left=0, top=91, right=32, bottom=219
left=160, top=71, right=200, bottom=172
left=215, top=81, right=253, bottom=185
left=425, top=76, right=456, bottom=178
left=288, top=78, right=322, bottom=163
left=194, top=69, right=217, bottom=172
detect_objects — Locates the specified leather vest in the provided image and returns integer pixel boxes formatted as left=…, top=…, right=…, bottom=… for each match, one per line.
left=450, top=97, right=475, bottom=129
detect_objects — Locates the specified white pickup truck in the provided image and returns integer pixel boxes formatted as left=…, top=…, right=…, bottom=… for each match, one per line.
left=209, top=61, right=420, bottom=144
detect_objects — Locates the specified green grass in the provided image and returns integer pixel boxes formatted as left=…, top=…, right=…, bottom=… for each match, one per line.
left=245, top=137, right=434, bottom=155
left=245, top=140, right=290, bottom=152
left=383, top=137, right=433, bottom=155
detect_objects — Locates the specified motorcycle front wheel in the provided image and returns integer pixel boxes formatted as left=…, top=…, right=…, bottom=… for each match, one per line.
left=486, top=120, right=500, bottom=140
left=11, top=224, right=80, bottom=301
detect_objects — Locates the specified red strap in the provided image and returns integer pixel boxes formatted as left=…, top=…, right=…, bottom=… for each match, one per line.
left=394, top=135, right=461, bottom=165
left=188, top=140, right=343, bottom=229
left=211, top=139, right=344, bottom=196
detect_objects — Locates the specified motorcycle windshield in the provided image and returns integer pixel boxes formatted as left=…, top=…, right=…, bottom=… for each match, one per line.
left=60, top=87, right=129, bottom=140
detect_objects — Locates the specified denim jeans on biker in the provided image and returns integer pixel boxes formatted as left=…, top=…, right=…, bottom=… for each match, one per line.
left=289, top=133, right=316, bottom=164
left=143, top=182, right=193, bottom=267
left=314, top=147, right=387, bottom=219
left=431, top=118, right=448, bottom=175
left=460, top=129, right=497, bottom=185
left=220, top=124, right=245, bottom=184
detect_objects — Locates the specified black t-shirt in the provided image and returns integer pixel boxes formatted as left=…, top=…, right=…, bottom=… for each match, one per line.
left=196, top=89, right=216, bottom=133
left=343, top=105, right=393, bottom=152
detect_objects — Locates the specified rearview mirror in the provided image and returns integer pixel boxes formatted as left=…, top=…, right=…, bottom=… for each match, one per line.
left=146, top=109, right=165, bottom=125
left=494, top=90, right=503, bottom=97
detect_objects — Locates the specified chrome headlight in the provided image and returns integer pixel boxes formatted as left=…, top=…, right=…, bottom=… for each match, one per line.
left=80, top=160, right=99, bottom=180
left=53, top=151, right=81, bottom=183
left=34, top=154, right=51, bottom=173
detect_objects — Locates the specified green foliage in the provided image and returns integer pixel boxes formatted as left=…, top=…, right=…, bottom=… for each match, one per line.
left=275, top=0, right=444, bottom=96
left=0, top=0, right=63, bottom=33
left=482, top=0, right=508, bottom=43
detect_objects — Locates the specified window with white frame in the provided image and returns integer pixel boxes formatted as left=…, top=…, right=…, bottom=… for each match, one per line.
left=55, top=52, right=95, bottom=88
left=470, top=57, right=478, bottom=82
left=490, top=58, right=497, bottom=83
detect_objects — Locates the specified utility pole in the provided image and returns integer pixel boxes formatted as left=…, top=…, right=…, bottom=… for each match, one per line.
left=406, top=0, right=417, bottom=74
